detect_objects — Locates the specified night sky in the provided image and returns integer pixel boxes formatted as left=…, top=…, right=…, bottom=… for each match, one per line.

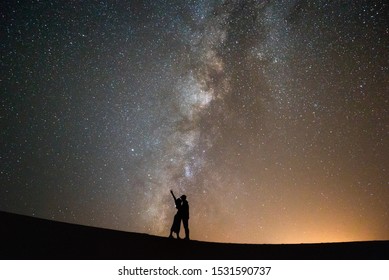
left=1, top=0, right=388, bottom=244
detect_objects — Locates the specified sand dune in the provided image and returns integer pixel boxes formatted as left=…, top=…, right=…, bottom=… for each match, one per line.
left=1, top=211, right=388, bottom=259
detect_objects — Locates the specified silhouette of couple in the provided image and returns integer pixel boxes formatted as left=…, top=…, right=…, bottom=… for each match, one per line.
left=169, top=190, right=189, bottom=240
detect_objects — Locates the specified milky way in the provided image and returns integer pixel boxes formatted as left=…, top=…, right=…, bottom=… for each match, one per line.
left=1, top=0, right=388, bottom=243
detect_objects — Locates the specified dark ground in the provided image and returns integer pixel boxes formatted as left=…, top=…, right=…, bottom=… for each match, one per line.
left=1, top=211, right=388, bottom=260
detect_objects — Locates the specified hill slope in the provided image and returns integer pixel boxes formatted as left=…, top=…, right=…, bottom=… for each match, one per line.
left=1, top=211, right=388, bottom=259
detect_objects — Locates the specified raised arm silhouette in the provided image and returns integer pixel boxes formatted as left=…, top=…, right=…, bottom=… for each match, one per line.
left=169, top=190, right=182, bottom=239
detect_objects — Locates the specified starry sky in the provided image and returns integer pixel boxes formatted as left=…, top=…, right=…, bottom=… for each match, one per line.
left=1, top=0, right=388, bottom=244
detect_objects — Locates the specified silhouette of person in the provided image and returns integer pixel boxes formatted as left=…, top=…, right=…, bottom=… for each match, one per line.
left=169, top=190, right=182, bottom=239
left=180, top=194, right=190, bottom=240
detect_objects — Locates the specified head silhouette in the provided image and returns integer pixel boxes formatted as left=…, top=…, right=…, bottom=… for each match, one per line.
left=181, top=195, right=187, bottom=201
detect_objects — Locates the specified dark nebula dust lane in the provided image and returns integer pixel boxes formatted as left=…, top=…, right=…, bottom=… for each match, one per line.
left=1, top=0, right=388, bottom=243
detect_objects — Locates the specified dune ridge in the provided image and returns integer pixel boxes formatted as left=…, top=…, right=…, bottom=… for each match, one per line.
left=1, top=211, right=388, bottom=260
